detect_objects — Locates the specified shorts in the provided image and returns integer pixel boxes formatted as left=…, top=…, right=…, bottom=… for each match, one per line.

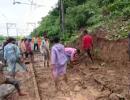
left=41, top=48, right=49, bottom=60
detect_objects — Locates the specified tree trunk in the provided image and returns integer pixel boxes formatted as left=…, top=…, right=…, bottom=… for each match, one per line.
left=60, top=0, right=65, bottom=34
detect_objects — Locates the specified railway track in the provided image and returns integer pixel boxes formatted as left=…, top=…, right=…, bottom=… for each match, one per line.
left=32, top=52, right=53, bottom=100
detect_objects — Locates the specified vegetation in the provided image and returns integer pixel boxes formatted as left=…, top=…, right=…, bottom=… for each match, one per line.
left=0, top=35, right=5, bottom=43
left=31, top=0, right=130, bottom=41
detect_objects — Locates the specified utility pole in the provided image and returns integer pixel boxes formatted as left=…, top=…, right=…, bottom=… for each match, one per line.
left=6, top=23, right=9, bottom=37
left=6, top=23, right=17, bottom=37
left=60, top=0, right=65, bottom=34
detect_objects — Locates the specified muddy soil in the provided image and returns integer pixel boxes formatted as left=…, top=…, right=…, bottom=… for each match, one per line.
left=33, top=38, right=130, bottom=100
left=1, top=34, right=130, bottom=100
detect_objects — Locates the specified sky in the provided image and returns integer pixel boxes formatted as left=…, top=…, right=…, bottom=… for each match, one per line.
left=0, top=0, right=58, bottom=36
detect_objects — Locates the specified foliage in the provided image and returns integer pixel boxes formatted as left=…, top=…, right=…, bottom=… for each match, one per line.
left=31, top=0, right=130, bottom=41
left=0, top=35, right=5, bottom=43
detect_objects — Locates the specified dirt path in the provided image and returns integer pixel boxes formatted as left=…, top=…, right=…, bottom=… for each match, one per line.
left=6, top=50, right=130, bottom=100
left=6, top=34, right=130, bottom=100
left=33, top=53, right=95, bottom=100
left=33, top=52, right=130, bottom=100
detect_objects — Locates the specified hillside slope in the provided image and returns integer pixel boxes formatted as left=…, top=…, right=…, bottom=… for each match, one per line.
left=32, top=0, right=130, bottom=41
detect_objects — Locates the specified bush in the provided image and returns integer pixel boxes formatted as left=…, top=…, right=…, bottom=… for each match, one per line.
left=122, top=7, right=130, bottom=20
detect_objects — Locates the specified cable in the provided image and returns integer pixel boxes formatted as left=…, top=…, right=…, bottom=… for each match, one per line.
left=13, top=0, right=44, bottom=7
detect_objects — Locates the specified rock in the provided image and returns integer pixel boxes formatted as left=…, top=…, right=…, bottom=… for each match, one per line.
left=109, top=93, right=125, bottom=100
left=109, top=93, right=119, bottom=100
left=0, top=84, right=15, bottom=99
left=100, top=62, right=106, bottom=66
left=116, top=94, right=125, bottom=99
left=74, top=85, right=81, bottom=92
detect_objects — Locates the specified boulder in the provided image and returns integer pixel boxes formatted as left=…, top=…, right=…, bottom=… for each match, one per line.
left=109, top=93, right=125, bottom=100
left=0, top=84, right=15, bottom=100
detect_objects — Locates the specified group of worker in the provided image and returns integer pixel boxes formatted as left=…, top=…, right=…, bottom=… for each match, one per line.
left=0, top=29, right=94, bottom=95
left=0, top=35, right=50, bottom=96
left=50, top=30, right=94, bottom=90
left=1, top=37, right=28, bottom=96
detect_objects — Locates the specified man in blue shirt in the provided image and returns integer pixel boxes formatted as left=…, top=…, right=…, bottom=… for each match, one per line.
left=4, top=37, right=27, bottom=78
